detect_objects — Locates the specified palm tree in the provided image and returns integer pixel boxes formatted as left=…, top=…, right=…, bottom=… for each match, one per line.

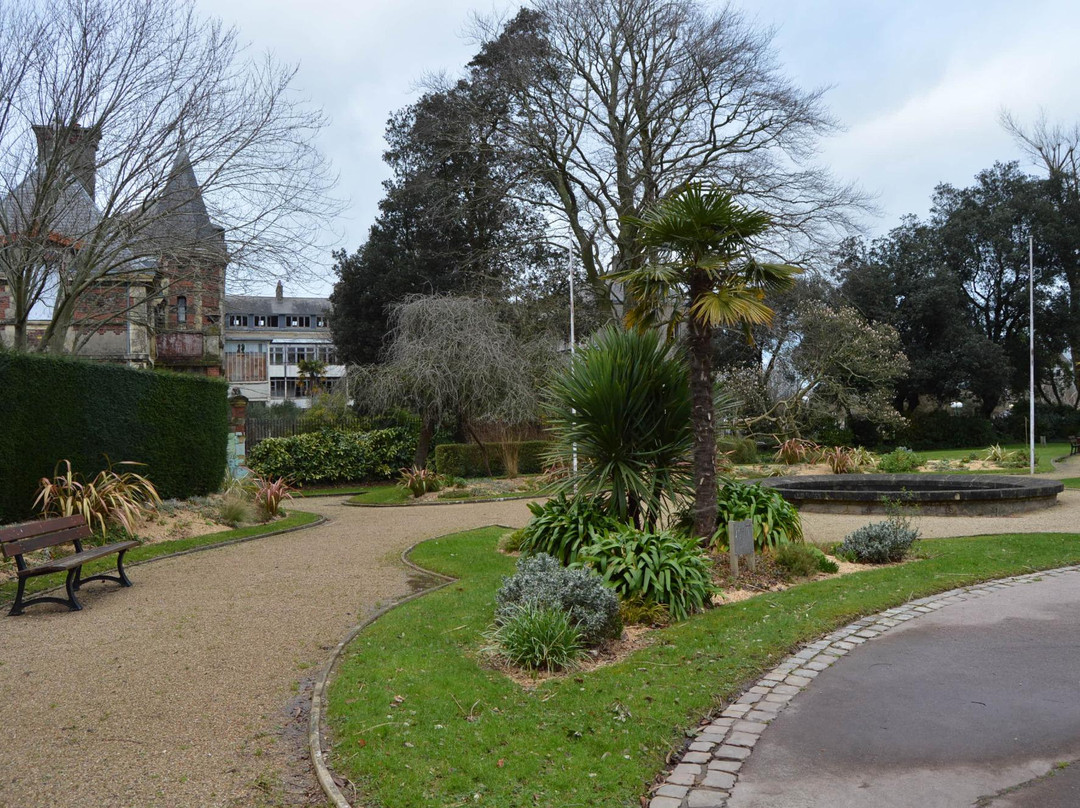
left=613, top=183, right=799, bottom=540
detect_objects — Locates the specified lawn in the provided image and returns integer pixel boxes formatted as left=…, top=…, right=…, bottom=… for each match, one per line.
left=915, top=442, right=1069, bottom=474
left=348, top=479, right=548, bottom=506
left=326, top=527, right=1080, bottom=808
left=1062, top=478, right=1080, bottom=490
left=0, top=509, right=321, bottom=607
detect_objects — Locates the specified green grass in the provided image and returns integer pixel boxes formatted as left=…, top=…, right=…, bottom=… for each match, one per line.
left=915, top=442, right=1068, bottom=474
left=327, top=527, right=1080, bottom=808
left=1062, top=478, right=1080, bottom=490
left=347, top=484, right=543, bottom=506
left=347, top=484, right=412, bottom=505
left=0, top=509, right=321, bottom=607
left=296, top=485, right=371, bottom=497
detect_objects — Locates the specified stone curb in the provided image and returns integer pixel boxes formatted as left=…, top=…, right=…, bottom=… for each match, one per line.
left=343, top=495, right=546, bottom=508
left=308, top=524, right=518, bottom=808
left=1, top=512, right=327, bottom=610
left=646, top=564, right=1080, bottom=808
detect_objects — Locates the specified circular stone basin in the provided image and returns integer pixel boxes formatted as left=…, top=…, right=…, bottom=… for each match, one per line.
left=760, top=474, right=1064, bottom=516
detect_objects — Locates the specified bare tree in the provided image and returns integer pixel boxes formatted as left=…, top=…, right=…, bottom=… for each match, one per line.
left=1002, top=111, right=1080, bottom=399
left=349, top=295, right=557, bottom=467
left=465, top=0, right=867, bottom=314
left=0, top=0, right=340, bottom=353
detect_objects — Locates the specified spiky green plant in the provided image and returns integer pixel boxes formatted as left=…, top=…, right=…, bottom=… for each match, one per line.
left=544, top=326, right=692, bottom=531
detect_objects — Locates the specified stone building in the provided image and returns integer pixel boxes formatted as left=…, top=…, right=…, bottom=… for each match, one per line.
left=0, top=124, right=226, bottom=374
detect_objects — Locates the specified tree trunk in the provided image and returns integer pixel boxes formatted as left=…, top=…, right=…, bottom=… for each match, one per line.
left=413, top=416, right=436, bottom=468
left=465, top=421, right=494, bottom=478
left=688, top=272, right=717, bottom=540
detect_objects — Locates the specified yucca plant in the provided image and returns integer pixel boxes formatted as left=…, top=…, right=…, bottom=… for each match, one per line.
left=544, top=325, right=692, bottom=531
left=35, top=459, right=161, bottom=534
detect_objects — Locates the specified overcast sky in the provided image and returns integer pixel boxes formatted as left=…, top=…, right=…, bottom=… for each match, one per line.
left=195, top=0, right=1080, bottom=296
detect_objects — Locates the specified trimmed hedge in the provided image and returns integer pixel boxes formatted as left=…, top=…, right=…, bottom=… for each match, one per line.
left=246, top=427, right=415, bottom=484
left=0, top=350, right=227, bottom=524
left=898, top=412, right=997, bottom=450
left=434, top=441, right=551, bottom=478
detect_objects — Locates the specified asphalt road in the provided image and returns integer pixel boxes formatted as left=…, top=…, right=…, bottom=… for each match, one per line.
left=728, top=570, right=1080, bottom=808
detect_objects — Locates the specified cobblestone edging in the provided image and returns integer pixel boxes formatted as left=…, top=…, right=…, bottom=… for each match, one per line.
left=647, top=564, right=1080, bottom=808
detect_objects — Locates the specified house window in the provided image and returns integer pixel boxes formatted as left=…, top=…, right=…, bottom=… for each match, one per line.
left=270, top=346, right=284, bottom=365
left=228, top=314, right=249, bottom=327
left=237, top=344, right=245, bottom=354
left=254, top=315, right=267, bottom=327
left=270, top=315, right=280, bottom=327
left=177, top=296, right=187, bottom=324
left=317, top=316, right=329, bottom=328
left=270, top=379, right=285, bottom=398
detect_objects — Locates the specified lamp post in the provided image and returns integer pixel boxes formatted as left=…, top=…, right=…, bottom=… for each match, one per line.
left=569, top=241, right=578, bottom=482
left=1029, top=235, right=1035, bottom=476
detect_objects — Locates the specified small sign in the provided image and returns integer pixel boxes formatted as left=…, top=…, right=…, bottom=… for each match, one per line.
left=728, top=519, right=756, bottom=576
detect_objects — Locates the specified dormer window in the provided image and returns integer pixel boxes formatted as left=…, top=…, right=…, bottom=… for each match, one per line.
left=228, top=314, right=249, bottom=327
left=317, top=316, right=329, bottom=328
left=177, top=295, right=187, bottom=324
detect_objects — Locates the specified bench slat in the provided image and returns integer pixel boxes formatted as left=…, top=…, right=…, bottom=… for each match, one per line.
left=0, top=514, right=86, bottom=544
left=18, top=540, right=139, bottom=577
left=2, top=523, right=93, bottom=558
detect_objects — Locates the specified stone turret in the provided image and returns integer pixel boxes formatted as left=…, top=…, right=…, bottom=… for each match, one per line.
left=32, top=123, right=101, bottom=197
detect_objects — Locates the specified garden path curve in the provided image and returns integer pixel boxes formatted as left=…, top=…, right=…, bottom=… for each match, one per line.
left=0, top=497, right=537, bottom=808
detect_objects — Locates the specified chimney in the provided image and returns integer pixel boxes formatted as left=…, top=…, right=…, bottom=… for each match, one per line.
left=275, top=281, right=284, bottom=301
left=32, top=123, right=101, bottom=197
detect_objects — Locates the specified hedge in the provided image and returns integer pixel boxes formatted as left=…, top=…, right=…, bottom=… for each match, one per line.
left=897, top=411, right=997, bottom=450
left=434, top=441, right=551, bottom=478
left=0, top=350, right=228, bottom=524
left=246, top=427, right=416, bottom=484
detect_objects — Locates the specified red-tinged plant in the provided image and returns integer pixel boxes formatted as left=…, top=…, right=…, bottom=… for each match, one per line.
left=255, top=476, right=295, bottom=518
left=398, top=466, right=443, bottom=498
left=35, top=459, right=161, bottom=534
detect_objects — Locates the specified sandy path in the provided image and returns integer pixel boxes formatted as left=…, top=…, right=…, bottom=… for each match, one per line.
left=0, top=498, right=536, bottom=808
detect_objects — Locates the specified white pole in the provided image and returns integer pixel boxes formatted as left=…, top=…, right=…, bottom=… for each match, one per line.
left=1029, top=235, right=1035, bottom=476
left=569, top=241, right=578, bottom=482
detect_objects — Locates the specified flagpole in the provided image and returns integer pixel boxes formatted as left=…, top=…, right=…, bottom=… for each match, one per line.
left=569, top=241, right=578, bottom=483
left=1029, top=235, right=1035, bottom=476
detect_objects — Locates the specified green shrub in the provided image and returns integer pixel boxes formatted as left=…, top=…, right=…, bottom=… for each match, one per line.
left=773, top=544, right=838, bottom=578
left=518, top=493, right=622, bottom=565
left=677, top=482, right=802, bottom=551
left=838, top=519, right=918, bottom=564
left=434, top=441, right=551, bottom=477
left=577, top=529, right=713, bottom=622
left=543, top=325, right=692, bottom=531
left=485, top=603, right=585, bottom=672
left=618, top=595, right=671, bottom=627
left=495, top=554, right=622, bottom=647
left=718, top=435, right=759, bottom=464
left=499, top=528, right=527, bottom=553
left=878, top=447, right=923, bottom=473
left=899, top=412, right=996, bottom=450
left=0, top=351, right=226, bottom=523
left=246, top=427, right=415, bottom=484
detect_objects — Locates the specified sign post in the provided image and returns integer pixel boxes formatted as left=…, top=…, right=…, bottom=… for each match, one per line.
left=728, top=519, right=755, bottom=576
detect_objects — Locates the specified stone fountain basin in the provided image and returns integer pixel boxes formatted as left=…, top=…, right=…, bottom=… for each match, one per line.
left=759, top=474, right=1064, bottom=516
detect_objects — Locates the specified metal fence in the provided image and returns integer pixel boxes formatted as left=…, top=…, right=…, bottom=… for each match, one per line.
left=246, top=414, right=365, bottom=449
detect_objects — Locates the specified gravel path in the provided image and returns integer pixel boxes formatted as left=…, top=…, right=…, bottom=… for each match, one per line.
left=0, top=498, right=537, bottom=808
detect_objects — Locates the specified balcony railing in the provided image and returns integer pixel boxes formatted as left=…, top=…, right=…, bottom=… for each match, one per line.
left=225, top=353, right=267, bottom=382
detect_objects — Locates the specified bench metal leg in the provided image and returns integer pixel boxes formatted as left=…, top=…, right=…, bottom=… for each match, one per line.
left=79, top=549, right=133, bottom=588
left=8, top=569, right=83, bottom=616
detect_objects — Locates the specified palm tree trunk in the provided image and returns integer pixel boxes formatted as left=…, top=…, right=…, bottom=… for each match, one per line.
left=688, top=273, right=717, bottom=540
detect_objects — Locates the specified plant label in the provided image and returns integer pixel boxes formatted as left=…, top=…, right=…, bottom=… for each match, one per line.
left=729, top=519, right=755, bottom=575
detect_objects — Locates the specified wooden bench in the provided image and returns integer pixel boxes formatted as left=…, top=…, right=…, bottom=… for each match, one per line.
left=1070, top=436, right=1080, bottom=457
left=1, top=514, right=138, bottom=616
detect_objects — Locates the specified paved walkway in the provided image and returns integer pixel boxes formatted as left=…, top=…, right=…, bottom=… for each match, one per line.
left=0, top=497, right=536, bottom=808
left=713, top=569, right=1080, bottom=808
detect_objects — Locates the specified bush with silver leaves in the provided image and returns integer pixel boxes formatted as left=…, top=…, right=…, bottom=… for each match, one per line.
left=495, top=553, right=621, bottom=647
left=838, top=519, right=918, bottom=564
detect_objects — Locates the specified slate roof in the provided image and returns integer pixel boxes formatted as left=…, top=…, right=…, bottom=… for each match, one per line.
left=224, top=294, right=331, bottom=317
left=0, top=166, right=103, bottom=243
